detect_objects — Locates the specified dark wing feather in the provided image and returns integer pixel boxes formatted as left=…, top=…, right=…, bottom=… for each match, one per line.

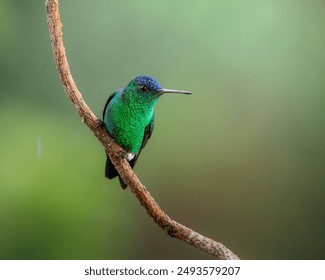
left=103, top=91, right=120, bottom=180
left=129, top=113, right=155, bottom=169
left=102, top=91, right=118, bottom=120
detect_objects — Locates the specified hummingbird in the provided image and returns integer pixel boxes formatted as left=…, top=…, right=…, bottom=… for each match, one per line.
left=103, top=75, right=192, bottom=189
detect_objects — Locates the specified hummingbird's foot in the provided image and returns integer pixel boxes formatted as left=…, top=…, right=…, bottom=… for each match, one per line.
left=119, top=150, right=135, bottom=161
left=96, top=119, right=106, bottom=129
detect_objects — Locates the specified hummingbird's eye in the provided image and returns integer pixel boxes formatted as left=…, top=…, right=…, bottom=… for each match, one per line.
left=138, top=85, right=149, bottom=92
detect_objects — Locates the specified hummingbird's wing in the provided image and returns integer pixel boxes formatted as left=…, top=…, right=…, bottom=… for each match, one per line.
left=103, top=91, right=120, bottom=180
left=129, top=113, right=155, bottom=169
left=102, top=90, right=118, bottom=120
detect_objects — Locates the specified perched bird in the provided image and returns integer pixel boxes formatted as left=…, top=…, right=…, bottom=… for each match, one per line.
left=103, top=75, right=191, bottom=189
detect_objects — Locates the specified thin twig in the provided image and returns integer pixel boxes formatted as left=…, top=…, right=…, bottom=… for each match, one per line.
left=45, top=0, right=239, bottom=260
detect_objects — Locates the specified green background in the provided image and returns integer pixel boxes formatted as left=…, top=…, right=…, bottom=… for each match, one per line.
left=0, top=0, right=324, bottom=259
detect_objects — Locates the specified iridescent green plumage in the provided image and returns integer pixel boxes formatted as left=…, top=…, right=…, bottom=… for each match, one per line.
left=103, top=75, right=191, bottom=189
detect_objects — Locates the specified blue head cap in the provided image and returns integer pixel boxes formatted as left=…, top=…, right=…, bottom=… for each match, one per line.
left=134, top=75, right=162, bottom=91
left=131, top=74, right=192, bottom=95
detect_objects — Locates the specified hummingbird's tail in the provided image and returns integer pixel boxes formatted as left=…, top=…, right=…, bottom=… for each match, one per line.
left=118, top=176, right=127, bottom=189
left=105, top=155, right=127, bottom=189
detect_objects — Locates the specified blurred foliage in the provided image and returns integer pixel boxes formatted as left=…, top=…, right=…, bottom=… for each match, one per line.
left=0, top=0, right=324, bottom=259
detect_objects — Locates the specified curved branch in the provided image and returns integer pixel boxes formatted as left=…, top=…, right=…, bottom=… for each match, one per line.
left=45, top=0, right=239, bottom=260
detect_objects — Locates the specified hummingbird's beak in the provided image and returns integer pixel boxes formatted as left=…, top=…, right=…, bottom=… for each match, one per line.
left=157, top=88, right=192, bottom=95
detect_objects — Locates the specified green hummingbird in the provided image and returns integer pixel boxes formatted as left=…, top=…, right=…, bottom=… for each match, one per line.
left=103, top=75, right=192, bottom=189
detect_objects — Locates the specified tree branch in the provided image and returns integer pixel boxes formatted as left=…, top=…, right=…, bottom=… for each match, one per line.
left=45, top=0, right=239, bottom=260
